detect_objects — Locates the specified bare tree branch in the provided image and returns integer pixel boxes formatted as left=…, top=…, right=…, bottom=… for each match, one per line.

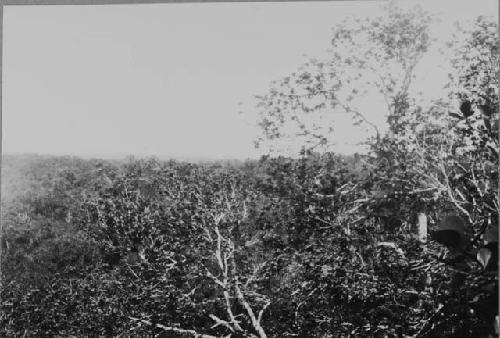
left=128, top=317, right=218, bottom=338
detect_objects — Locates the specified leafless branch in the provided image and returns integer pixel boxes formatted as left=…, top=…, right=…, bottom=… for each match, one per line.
left=128, top=317, right=218, bottom=338
left=205, top=214, right=269, bottom=338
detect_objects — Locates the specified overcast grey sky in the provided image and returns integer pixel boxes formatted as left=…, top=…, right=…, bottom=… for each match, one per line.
left=2, top=0, right=497, bottom=159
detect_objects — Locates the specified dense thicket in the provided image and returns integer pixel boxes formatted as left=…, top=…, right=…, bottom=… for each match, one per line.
left=0, top=150, right=497, bottom=337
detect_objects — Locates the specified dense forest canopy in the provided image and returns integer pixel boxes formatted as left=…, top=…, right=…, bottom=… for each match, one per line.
left=1, top=2, right=498, bottom=337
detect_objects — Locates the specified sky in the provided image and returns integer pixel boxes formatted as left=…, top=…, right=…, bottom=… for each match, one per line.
left=2, top=0, right=497, bottom=160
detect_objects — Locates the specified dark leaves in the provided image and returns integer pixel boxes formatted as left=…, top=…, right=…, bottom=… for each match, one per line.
left=431, top=229, right=462, bottom=249
left=460, top=101, right=474, bottom=117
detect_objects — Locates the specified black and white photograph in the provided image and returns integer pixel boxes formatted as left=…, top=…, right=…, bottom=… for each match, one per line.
left=0, top=0, right=498, bottom=336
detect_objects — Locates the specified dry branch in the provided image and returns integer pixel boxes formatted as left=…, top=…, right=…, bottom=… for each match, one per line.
left=205, top=215, right=269, bottom=338
left=128, top=316, right=218, bottom=338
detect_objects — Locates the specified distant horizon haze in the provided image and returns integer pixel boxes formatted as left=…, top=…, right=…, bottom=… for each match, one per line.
left=1, top=148, right=365, bottom=162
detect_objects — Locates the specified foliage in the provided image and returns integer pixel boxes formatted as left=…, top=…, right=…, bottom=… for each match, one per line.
left=1, top=150, right=497, bottom=337
left=253, top=3, right=434, bottom=153
left=0, top=3, right=498, bottom=338
left=247, top=2, right=499, bottom=336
